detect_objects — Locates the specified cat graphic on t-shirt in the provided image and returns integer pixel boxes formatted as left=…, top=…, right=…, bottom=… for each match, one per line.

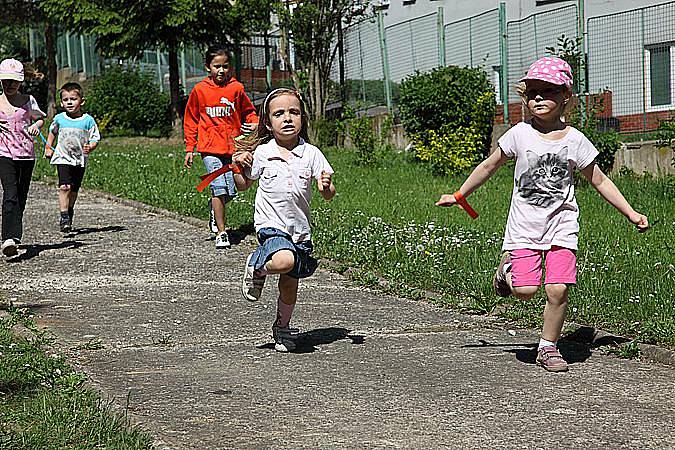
left=517, top=147, right=570, bottom=208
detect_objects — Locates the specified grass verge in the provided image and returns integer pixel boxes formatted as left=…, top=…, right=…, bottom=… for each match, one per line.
left=32, top=138, right=675, bottom=347
left=0, top=305, right=153, bottom=448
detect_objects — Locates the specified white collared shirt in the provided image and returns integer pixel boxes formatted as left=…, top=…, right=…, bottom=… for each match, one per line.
left=246, top=138, right=334, bottom=243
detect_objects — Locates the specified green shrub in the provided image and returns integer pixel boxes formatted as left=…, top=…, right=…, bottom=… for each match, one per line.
left=584, top=128, right=621, bottom=173
left=341, top=106, right=393, bottom=166
left=413, top=126, right=482, bottom=176
left=656, top=118, right=675, bottom=149
left=397, top=65, right=495, bottom=147
left=86, top=67, right=172, bottom=137
left=310, top=118, right=339, bottom=148
left=412, top=90, right=495, bottom=175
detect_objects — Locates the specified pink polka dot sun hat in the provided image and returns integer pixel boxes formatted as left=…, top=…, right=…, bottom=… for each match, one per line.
left=520, top=56, right=572, bottom=86
left=0, top=58, right=25, bottom=82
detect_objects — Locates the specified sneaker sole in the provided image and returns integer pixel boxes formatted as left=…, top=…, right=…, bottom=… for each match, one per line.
left=536, top=361, right=569, bottom=372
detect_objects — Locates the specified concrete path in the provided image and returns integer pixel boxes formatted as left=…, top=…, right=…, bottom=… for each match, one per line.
left=1, top=183, right=673, bottom=449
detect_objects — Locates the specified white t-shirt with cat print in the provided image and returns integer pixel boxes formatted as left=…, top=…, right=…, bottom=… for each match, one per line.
left=497, top=122, right=598, bottom=251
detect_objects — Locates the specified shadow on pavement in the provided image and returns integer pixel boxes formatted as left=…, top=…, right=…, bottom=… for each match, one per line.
left=257, top=327, right=365, bottom=354
left=69, top=225, right=127, bottom=236
left=463, top=333, right=603, bottom=365
left=228, top=222, right=255, bottom=246
left=8, top=241, right=86, bottom=263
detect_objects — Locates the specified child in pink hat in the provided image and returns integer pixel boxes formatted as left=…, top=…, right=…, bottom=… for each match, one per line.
left=436, top=56, right=648, bottom=372
left=0, top=58, right=46, bottom=257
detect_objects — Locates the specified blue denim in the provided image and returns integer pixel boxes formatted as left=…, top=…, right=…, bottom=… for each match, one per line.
left=249, top=227, right=317, bottom=279
left=202, top=154, right=237, bottom=200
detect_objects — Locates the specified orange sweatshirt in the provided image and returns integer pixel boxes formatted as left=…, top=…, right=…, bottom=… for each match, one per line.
left=183, top=76, right=259, bottom=156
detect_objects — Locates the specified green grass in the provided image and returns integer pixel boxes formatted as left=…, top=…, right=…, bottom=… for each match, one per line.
left=0, top=306, right=153, bottom=448
left=33, top=138, right=675, bottom=346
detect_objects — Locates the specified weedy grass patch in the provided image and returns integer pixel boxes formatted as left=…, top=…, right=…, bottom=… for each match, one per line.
left=0, top=306, right=152, bottom=448
left=32, top=139, right=675, bottom=346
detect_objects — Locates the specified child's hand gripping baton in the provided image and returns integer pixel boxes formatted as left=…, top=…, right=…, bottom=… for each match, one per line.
left=453, top=191, right=479, bottom=219
left=195, top=164, right=241, bottom=192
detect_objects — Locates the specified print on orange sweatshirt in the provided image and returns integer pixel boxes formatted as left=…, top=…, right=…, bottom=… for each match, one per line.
left=183, top=76, right=259, bottom=156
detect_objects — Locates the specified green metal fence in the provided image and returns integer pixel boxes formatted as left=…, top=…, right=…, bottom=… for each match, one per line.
left=385, top=12, right=439, bottom=84
left=17, top=1, right=675, bottom=132
left=587, top=1, right=675, bottom=135
left=341, top=17, right=386, bottom=109
left=506, top=5, right=578, bottom=104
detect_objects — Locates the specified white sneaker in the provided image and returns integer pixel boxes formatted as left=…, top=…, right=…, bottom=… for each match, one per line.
left=1, top=239, right=18, bottom=257
left=242, top=253, right=265, bottom=301
left=215, top=231, right=230, bottom=249
left=272, top=322, right=299, bottom=352
left=208, top=199, right=218, bottom=234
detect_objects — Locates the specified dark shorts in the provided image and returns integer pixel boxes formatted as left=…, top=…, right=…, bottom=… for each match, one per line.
left=56, top=165, right=86, bottom=192
left=249, top=227, right=317, bottom=279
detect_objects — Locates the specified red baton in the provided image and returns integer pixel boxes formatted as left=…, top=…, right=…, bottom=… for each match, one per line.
left=453, top=191, right=479, bottom=219
left=196, top=164, right=241, bottom=192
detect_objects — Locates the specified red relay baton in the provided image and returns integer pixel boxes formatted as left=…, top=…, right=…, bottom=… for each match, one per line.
left=196, top=164, right=241, bottom=192
left=453, top=191, right=479, bottom=219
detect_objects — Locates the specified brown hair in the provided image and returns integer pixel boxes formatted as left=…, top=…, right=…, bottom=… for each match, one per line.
left=23, top=62, right=44, bottom=81
left=235, top=88, right=310, bottom=153
left=60, top=82, right=84, bottom=99
left=516, top=81, right=573, bottom=120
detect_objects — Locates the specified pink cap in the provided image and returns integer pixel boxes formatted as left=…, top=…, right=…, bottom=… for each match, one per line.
left=520, top=56, right=572, bottom=86
left=0, top=58, right=24, bottom=82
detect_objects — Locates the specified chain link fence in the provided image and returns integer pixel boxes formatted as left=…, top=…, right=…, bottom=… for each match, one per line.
left=506, top=5, right=578, bottom=104
left=340, top=18, right=386, bottom=109
left=588, top=1, right=675, bottom=135
left=12, top=1, right=675, bottom=135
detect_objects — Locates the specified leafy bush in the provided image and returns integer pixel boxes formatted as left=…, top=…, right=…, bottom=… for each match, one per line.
left=310, top=118, right=339, bottom=148
left=412, top=90, right=496, bottom=175
left=583, top=128, right=621, bottom=173
left=397, top=66, right=494, bottom=144
left=341, top=106, right=393, bottom=166
left=86, top=67, right=172, bottom=137
left=656, top=118, right=675, bottom=149
left=413, top=126, right=482, bottom=176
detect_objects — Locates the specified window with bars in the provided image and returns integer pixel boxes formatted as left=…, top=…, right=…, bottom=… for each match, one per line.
left=646, top=44, right=674, bottom=108
left=647, top=44, right=674, bottom=106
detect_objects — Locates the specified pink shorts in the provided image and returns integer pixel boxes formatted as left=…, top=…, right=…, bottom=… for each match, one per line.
left=510, top=246, right=576, bottom=287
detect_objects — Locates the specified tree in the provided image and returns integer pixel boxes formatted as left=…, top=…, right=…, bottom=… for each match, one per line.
left=39, top=0, right=270, bottom=127
left=274, top=0, right=371, bottom=120
left=0, top=1, right=59, bottom=117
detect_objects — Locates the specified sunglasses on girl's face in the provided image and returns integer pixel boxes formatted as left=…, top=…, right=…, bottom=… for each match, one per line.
left=525, top=87, right=563, bottom=99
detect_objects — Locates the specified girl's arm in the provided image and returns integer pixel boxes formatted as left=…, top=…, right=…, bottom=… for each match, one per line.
left=318, top=171, right=335, bottom=201
left=580, top=162, right=649, bottom=230
left=232, top=150, right=256, bottom=191
left=436, top=148, right=509, bottom=206
left=232, top=172, right=255, bottom=191
left=183, top=91, right=200, bottom=167
left=27, top=118, right=44, bottom=137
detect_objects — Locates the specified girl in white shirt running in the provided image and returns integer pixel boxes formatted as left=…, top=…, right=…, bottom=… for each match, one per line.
left=436, top=56, right=648, bottom=372
left=232, top=88, right=336, bottom=352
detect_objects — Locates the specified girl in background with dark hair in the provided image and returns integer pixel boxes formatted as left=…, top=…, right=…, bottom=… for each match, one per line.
left=183, top=45, right=258, bottom=249
left=232, top=88, right=336, bottom=352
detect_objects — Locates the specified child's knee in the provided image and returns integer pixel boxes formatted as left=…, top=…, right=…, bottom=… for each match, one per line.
left=59, top=184, right=71, bottom=192
left=513, top=285, right=538, bottom=300
left=271, top=250, right=295, bottom=273
left=545, top=283, right=569, bottom=305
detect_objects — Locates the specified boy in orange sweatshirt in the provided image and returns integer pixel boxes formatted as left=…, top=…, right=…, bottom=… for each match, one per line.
left=183, top=45, right=259, bottom=249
